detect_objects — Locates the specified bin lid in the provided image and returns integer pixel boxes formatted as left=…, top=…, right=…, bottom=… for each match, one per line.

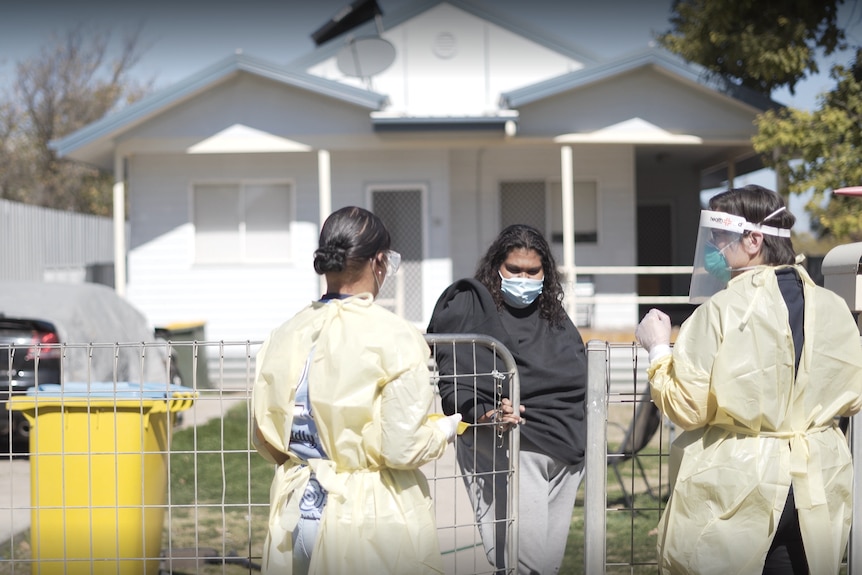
left=25, top=381, right=196, bottom=399
left=9, top=382, right=196, bottom=413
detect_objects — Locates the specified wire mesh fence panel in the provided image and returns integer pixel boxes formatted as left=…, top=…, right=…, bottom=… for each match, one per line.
left=425, top=333, right=521, bottom=575
left=0, top=336, right=521, bottom=575
left=582, top=340, right=674, bottom=574
left=583, top=340, right=860, bottom=575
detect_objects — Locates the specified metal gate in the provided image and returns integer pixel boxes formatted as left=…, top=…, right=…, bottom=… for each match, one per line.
left=0, top=334, right=520, bottom=575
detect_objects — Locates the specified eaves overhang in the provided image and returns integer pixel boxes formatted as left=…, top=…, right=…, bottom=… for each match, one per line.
left=499, top=48, right=782, bottom=113
left=371, top=111, right=519, bottom=133
left=50, top=52, right=389, bottom=160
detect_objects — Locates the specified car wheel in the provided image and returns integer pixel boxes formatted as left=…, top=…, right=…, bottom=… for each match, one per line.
left=12, top=412, right=30, bottom=453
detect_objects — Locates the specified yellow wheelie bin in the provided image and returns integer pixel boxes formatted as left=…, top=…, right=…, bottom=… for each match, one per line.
left=9, top=382, right=195, bottom=575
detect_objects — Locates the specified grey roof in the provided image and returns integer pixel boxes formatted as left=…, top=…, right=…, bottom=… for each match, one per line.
left=50, top=52, right=389, bottom=159
left=288, top=0, right=601, bottom=72
left=51, top=2, right=782, bottom=163
left=499, top=48, right=783, bottom=112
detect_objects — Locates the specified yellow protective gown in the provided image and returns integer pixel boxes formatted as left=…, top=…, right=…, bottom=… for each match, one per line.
left=252, top=293, right=450, bottom=575
left=648, top=265, right=862, bottom=575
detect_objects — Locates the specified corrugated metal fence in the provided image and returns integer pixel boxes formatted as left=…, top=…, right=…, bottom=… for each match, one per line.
left=0, top=198, right=115, bottom=283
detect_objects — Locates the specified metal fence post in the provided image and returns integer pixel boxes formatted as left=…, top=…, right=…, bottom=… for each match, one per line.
left=851, top=412, right=862, bottom=574
left=584, top=339, right=608, bottom=574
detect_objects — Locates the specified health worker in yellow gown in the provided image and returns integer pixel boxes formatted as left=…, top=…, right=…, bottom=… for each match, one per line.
left=637, top=185, right=862, bottom=575
left=252, top=206, right=462, bottom=575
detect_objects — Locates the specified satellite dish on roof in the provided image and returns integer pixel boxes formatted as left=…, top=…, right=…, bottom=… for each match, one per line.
left=336, top=36, right=395, bottom=78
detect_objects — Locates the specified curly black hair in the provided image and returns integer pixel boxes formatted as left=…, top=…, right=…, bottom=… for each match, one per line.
left=474, top=224, right=568, bottom=327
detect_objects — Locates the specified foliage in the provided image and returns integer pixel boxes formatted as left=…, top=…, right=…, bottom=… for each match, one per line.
left=754, top=50, right=862, bottom=241
left=657, top=0, right=845, bottom=95
left=0, top=25, right=151, bottom=216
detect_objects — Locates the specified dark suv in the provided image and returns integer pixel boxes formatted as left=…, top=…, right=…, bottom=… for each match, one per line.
left=0, top=316, right=62, bottom=450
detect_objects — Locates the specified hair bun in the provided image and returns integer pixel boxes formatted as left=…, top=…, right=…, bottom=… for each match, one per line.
left=313, top=245, right=347, bottom=274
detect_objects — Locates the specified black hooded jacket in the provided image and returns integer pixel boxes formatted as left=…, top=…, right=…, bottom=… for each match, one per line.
left=427, top=278, right=587, bottom=466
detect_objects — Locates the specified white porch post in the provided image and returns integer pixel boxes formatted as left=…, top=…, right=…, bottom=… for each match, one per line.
left=560, top=145, right=577, bottom=319
left=318, top=149, right=332, bottom=295
left=727, top=157, right=736, bottom=190
left=112, top=154, right=126, bottom=297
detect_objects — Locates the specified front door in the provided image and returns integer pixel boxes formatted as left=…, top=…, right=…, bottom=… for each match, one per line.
left=371, top=188, right=424, bottom=322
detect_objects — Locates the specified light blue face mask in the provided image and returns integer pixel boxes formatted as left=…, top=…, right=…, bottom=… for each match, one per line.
left=703, top=242, right=731, bottom=283
left=499, top=272, right=543, bottom=308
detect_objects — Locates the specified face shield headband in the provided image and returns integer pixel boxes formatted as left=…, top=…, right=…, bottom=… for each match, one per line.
left=688, top=207, right=791, bottom=304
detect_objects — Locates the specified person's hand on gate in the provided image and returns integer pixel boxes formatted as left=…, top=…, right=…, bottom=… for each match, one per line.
left=479, top=397, right=524, bottom=432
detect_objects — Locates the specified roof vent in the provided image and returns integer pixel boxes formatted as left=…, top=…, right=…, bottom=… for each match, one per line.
left=433, top=32, right=457, bottom=59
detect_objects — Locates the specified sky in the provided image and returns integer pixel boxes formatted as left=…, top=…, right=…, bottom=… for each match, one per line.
left=2, top=0, right=861, bottom=231
left=0, top=0, right=677, bottom=91
left=2, top=0, right=860, bottom=108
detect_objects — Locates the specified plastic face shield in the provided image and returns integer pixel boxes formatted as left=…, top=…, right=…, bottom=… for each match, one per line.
left=688, top=210, right=746, bottom=304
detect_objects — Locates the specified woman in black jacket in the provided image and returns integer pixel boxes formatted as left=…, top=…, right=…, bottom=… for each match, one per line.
left=427, top=224, right=588, bottom=575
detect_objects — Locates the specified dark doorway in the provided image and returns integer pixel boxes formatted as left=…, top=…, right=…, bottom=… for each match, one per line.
left=637, top=204, right=693, bottom=325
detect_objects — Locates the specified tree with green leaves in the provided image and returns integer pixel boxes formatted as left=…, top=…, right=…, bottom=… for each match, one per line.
left=753, top=51, right=862, bottom=241
left=657, top=0, right=846, bottom=95
left=0, top=25, right=151, bottom=216
left=658, top=0, right=862, bottom=242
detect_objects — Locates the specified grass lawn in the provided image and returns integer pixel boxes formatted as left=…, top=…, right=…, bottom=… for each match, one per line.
left=560, top=402, right=669, bottom=574
left=160, top=404, right=272, bottom=573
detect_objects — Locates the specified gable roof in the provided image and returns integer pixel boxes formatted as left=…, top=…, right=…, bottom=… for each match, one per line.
left=287, top=0, right=601, bottom=72
left=51, top=1, right=780, bottom=170
left=500, top=48, right=783, bottom=112
left=50, top=52, right=388, bottom=164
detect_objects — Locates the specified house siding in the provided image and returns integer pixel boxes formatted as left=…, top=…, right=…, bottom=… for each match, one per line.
left=126, top=153, right=322, bottom=344
left=308, top=3, right=584, bottom=116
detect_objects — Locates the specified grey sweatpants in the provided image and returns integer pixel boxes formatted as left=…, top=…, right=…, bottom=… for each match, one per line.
left=456, top=426, right=584, bottom=575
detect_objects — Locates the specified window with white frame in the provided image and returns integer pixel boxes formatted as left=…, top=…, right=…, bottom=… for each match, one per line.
left=499, top=180, right=598, bottom=244
left=193, top=182, right=292, bottom=263
left=550, top=180, right=598, bottom=243
left=500, top=181, right=546, bottom=231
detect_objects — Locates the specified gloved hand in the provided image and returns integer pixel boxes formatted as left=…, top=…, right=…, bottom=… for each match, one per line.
left=434, top=413, right=463, bottom=443
left=636, top=308, right=672, bottom=362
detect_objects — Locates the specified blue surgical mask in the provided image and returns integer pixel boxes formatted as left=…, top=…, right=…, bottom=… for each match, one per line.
left=499, top=271, right=543, bottom=308
left=704, top=242, right=731, bottom=283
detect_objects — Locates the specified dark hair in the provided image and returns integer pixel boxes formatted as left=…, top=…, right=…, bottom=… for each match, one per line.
left=708, top=185, right=796, bottom=266
left=313, top=206, right=391, bottom=276
left=474, top=224, right=568, bottom=327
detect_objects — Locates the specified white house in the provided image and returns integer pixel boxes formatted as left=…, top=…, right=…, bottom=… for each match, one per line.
left=52, top=0, right=778, bottom=367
